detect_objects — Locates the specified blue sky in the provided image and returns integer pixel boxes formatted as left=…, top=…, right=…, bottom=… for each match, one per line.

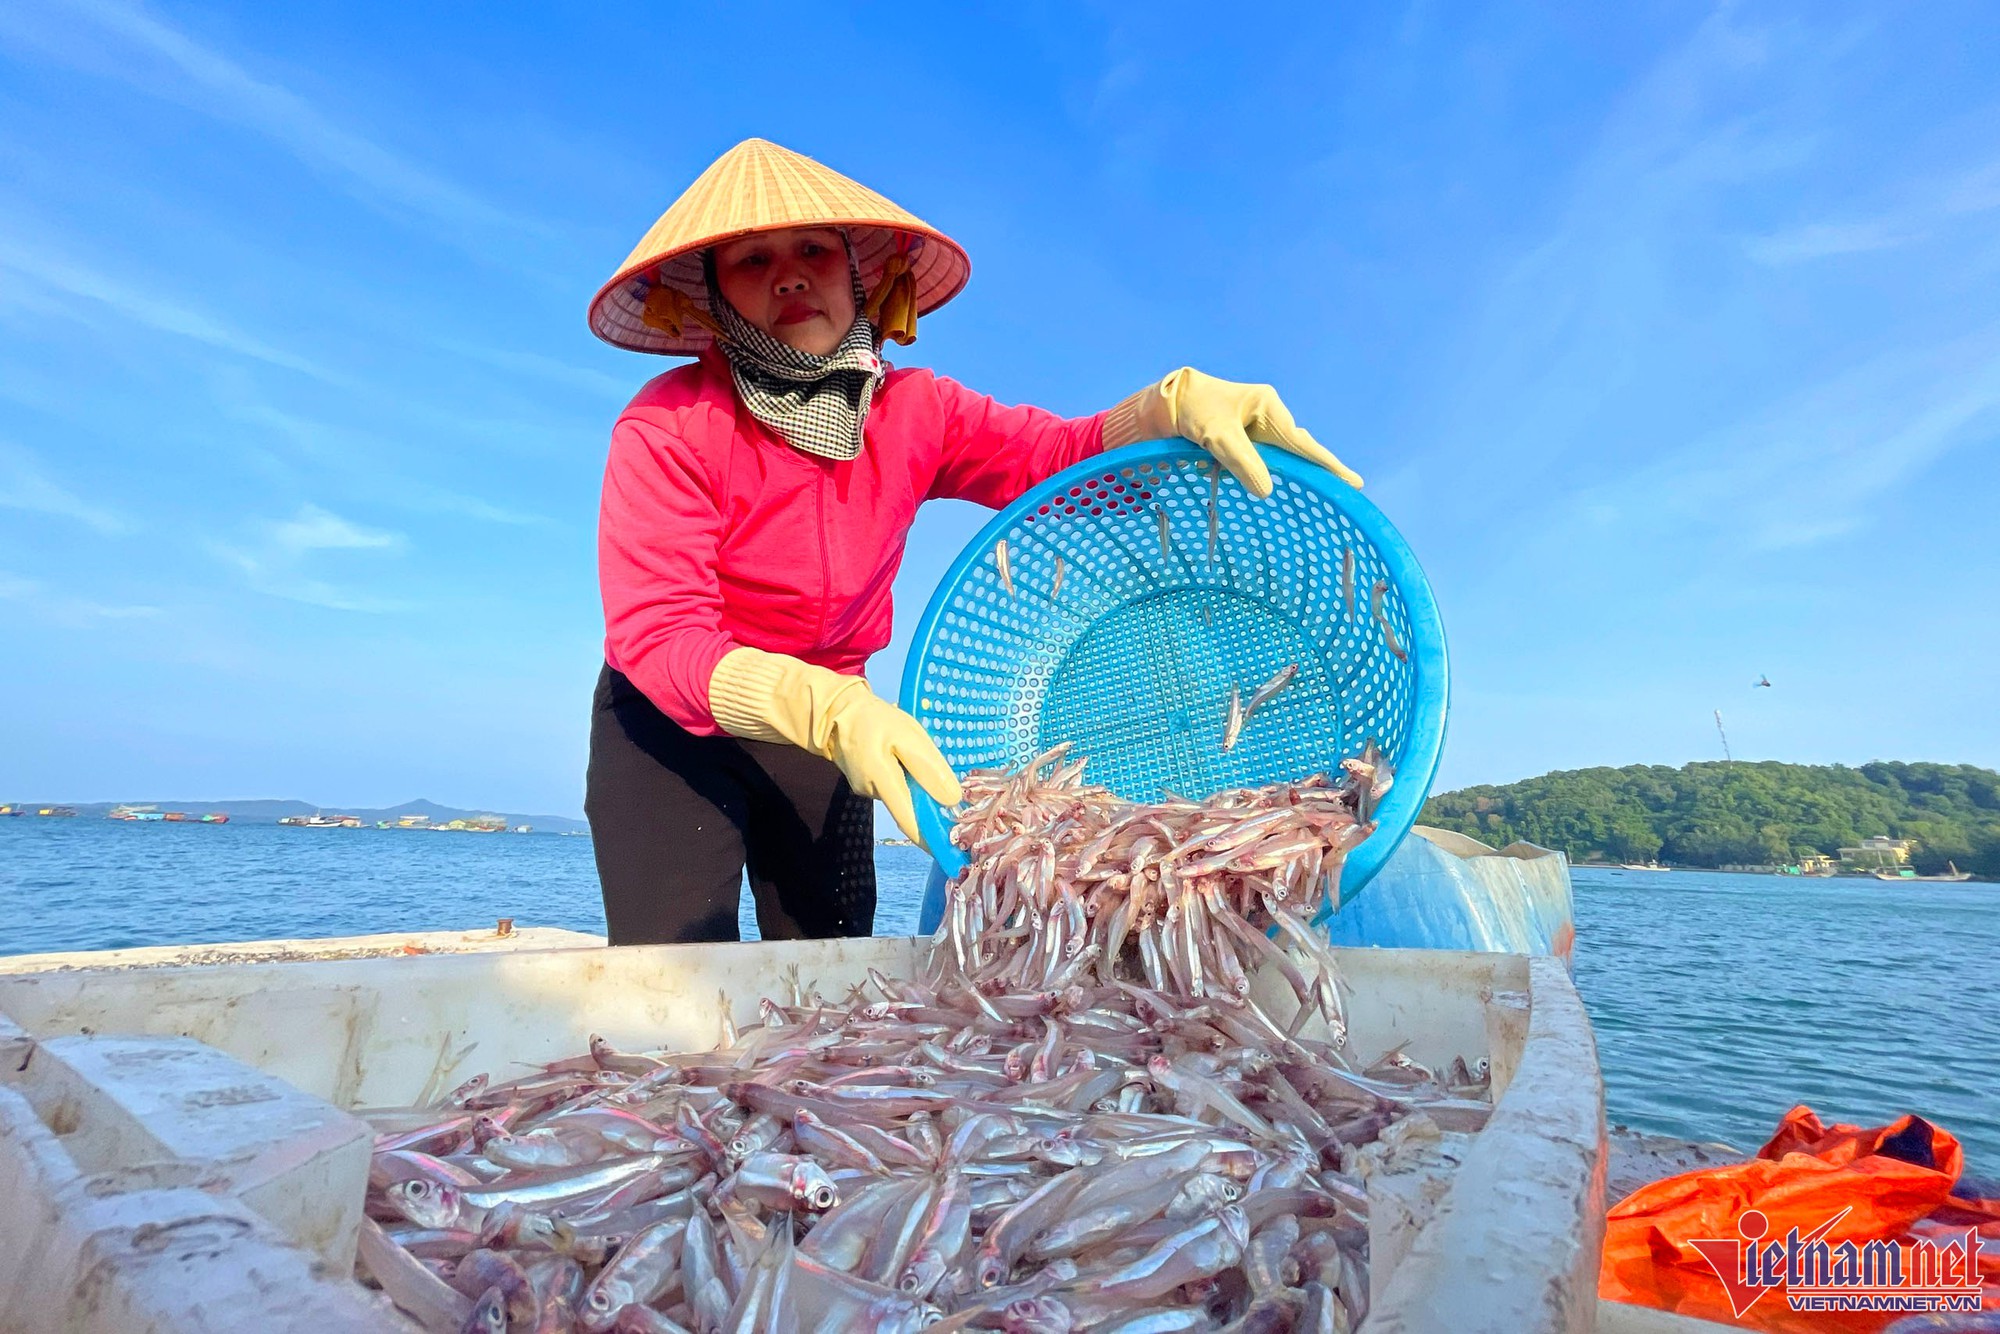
left=2, top=0, right=1995, bottom=821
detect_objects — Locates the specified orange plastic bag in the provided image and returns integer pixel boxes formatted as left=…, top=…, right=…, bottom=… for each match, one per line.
left=1761, top=1107, right=1962, bottom=1177
left=1600, top=1107, right=1998, bottom=1332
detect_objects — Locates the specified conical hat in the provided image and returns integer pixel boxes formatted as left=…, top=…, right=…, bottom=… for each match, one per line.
left=588, top=138, right=971, bottom=356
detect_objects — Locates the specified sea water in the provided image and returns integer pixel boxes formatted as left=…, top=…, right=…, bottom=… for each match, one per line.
left=1570, top=863, right=1998, bottom=1168
left=2, top=820, right=1994, bottom=1168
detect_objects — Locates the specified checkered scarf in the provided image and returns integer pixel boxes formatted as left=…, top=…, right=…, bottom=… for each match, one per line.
left=704, top=239, right=884, bottom=462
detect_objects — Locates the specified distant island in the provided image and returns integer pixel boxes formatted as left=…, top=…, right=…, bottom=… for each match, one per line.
left=0, top=796, right=588, bottom=835
left=1422, top=760, right=1998, bottom=878
left=15, top=763, right=1996, bottom=876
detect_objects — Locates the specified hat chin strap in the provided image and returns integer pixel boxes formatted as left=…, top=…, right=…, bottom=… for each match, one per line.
left=640, top=285, right=721, bottom=339
left=864, top=242, right=919, bottom=345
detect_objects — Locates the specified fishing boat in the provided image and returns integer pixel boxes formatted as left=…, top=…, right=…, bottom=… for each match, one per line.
left=199, top=812, right=229, bottom=824
left=0, top=819, right=1610, bottom=1332
left=1874, top=861, right=1974, bottom=882
left=0, top=914, right=1615, bottom=1333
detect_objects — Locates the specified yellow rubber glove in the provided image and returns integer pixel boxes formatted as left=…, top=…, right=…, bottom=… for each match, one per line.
left=1101, top=367, right=1363, bottom=498
left=708, top=646, right=962, bottom=848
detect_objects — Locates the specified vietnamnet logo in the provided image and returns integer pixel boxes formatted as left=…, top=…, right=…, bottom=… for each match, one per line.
left=1689, top=1206, right=1985, bottom=1317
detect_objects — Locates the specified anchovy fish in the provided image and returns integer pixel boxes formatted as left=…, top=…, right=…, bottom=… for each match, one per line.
left=1244, top=663, right=1298, bottom=718
left=357, top=746, right=1480, bottom=1332
left=996, top=539, right=1014, bottom=598
left=577, top=1218, right=686, bottom=1332
left=1155, top=505, right=1171, bottom=562
left=1371, top=578, right=1406, bottom=660
left=461, top=1285, right=507, bottom=1334
left=1221, top=684, right=1246, bottom=753
left=1208, top=472, right=1220, bottom=568
left=1341, top=549, right=1355, bottom=620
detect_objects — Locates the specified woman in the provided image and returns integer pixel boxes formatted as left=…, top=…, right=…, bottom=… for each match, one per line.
left=585, top=139, right=1362, bottom=946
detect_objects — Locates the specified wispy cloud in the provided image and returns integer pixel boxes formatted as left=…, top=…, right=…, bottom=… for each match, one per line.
left=1425, top=8, right=1813, bottom=484
left=264, top=503, right=404, bottom=556
left=212, top=393, right=553, bottom=527
left=1744, top=219, right=1914, bottom=263
left=0, top=569, right=162, bottom=624
left=438, top=343, right=632, bottom=401
left=0, top=230, right=340, bottom=382
left=1577, top=324, right=2000, bottom=550
left=0, top=439, right=125, bottom=533
left=1424, top=6, right=1998, bottom=557
left=1746, top=157, right=2000, bottom=265
left=0, top=0, right=537, bottom=249
left=207, top=503, right=413, bottom=612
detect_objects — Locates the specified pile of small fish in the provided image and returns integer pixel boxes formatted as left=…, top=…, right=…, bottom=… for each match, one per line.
left=356, top=745, right=1488, bottom=1333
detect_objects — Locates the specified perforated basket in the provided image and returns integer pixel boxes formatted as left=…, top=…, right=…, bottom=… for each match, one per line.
left=900, top=442, right=1448, bottom=929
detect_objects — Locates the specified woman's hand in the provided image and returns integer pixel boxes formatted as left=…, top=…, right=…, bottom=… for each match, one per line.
left=817, top=690, right=962, bottom=849
left=1102, top=367, right=1362, bottom=498
left=708, top=647, right=961, bottom=847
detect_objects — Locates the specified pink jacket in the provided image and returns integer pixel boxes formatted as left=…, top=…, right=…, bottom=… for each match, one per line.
left=599, top=352, right=1107, bottom=734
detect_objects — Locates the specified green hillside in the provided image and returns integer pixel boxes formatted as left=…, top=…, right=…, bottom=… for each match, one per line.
left=1420, top=761, right=2000, bottom=876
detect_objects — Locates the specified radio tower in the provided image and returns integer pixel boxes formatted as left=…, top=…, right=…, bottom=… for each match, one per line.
left=1714, top=709, right=1733, bottom=765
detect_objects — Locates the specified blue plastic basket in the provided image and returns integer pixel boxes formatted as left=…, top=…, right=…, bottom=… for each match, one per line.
left=899, top=442, right=1448, bottom=933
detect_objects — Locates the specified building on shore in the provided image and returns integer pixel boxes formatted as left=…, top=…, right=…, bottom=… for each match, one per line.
left=1837, top=836, right=1912, bottom=872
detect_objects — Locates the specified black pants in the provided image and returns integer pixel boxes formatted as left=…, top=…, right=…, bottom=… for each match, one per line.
left=585, top=665, right=876, bottom=945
